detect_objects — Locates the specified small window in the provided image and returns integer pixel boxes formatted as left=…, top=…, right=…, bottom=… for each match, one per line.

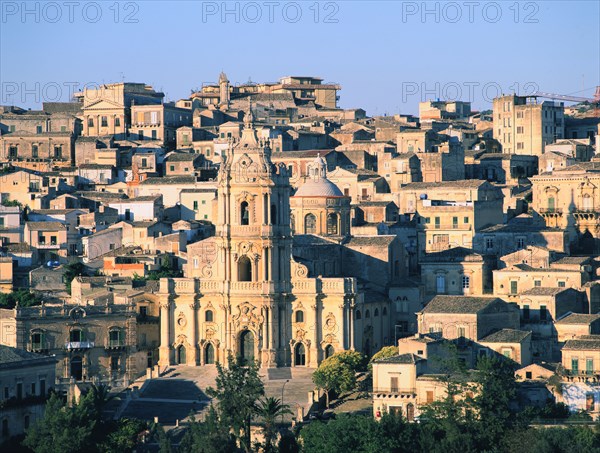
left=540, top=305, right=547, bottom=321
left=205, top=310, right=213, bottom=322
left=365, top=310, right=371, bottom=318
left=534, top=280, right=541, bottom=287
left=510, top=281, right=518, bottom=295
left=525, top=371, right=532, bottom=379
left=558, top=281, right=566, bottom=288
left=295, top=311, right=304, bottom=323
left=193, top=201, right=199, bottom=211
left=355, top=310, right=361, bottom=320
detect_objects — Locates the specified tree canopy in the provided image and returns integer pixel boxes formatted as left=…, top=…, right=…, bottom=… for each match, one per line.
left=0, top=289, right=42, bottom=309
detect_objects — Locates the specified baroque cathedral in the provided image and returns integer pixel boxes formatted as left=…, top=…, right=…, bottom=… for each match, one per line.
left=158, top=109, right=392, bottom=369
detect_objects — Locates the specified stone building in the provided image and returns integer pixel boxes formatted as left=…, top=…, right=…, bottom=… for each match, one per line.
left=531, top=162, right=600, bottom=250
left=493, top=95, right=564, bottom=155
left=0, top=345, right=57, bottom=445
left=0, top=300, right=150, bottom=387
left=290, top=155, right=351, bottom=236
left=75, top=83, right=164, bottom=139
left=161, top=112, right=365, bottom=369
left=417, top=295, right=520, bottom=341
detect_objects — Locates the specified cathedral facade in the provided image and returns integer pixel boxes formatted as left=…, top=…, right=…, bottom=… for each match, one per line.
left=158, top=112, right=364, bottom=368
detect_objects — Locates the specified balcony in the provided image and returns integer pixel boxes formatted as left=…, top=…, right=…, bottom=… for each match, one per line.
left=539, top=208, right=563, bottom=216
left=373, top=388, right=417, bottom=395
left=105, top=339, right=126, bottom=350
left=64, top=341, right=94, bottom=350
left=27, top=342, right=50, bottom=354
left=37, top=242, right=60, bottom=249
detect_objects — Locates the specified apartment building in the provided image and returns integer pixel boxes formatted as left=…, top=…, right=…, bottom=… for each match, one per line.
left=493, top=95, right=564, bottom=155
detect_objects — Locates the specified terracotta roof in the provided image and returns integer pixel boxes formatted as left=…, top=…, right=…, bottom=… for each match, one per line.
left=0, top=345, right=52, bottom=364
left=556, top=313, right=600, bottom=325
left=480, top=329, right=531, bottom=343
left=563, top=336, right=600, bottom=350
left=422, top=295, right=506, bottom=314
left=374, top=353, right=424, bottom=364
left=26, top=221, right=66, bottom=231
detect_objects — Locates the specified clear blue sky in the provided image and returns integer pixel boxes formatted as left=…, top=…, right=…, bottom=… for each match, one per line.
left=1, top=1, right=599, bottom=115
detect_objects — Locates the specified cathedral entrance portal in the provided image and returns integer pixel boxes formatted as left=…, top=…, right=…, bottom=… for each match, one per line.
left=294, top=343, right=306, bottom=366
left=239, top=330, right=255, bottom=365
left=205, top=343, right=215, bottom=364
left=177, top=345, right=186, bottom=365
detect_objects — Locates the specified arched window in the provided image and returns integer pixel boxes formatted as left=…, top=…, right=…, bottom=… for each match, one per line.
left=383, top=307, right=387, bottom=315
left=271, top=204, right=277, bottom=225
left=355, top=310, right=362, bottom=320
left=327, top=213, right=338, bottom=235
left=205, top=310, right=214, bottom=322
left=305, top=214, right=317, bottom=234
left=365, top=310, right=371, bottom=319
left=238, top=256, right=252, bottom=282
left=295, top=310, right=304, bottom=323
left=374, top=308, right=379, bottom=317
left=240, top=201, right=250, bottom=225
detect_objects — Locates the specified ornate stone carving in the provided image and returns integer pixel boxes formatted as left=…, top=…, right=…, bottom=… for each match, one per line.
left=325, top=313, right=336, bottom=331
left=291, top=259, right=309, bottom=279
left=177, top=312, right=187, bottom=328
left=232, top=303, right=264, bottom=331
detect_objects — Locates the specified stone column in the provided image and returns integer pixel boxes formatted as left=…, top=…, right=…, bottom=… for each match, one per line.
left=310, top=299, right=319, bottom=367
left=158, top=300, right=172, bottom=367
left=189, top=301, right=198, bottom=365
left=349, top=298, right=355, bottom=351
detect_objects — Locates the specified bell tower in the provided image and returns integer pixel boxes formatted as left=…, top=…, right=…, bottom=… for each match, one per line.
left=215, top=103, right=292, bottom=367
left=218, top=72, right=230, bottom=110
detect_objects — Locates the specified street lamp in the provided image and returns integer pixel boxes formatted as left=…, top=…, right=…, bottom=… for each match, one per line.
left=281, top=379, right=290, bottom=424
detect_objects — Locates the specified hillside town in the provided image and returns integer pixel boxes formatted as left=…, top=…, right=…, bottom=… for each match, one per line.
left=1, top=74, right=600, bottom=450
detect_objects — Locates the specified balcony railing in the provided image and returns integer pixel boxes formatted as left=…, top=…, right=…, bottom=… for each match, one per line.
left=105, top=339, right=126, bottom=349
left=65, top=341, right=94, bottom=350
left=373, top=388, right=417, bottom=395
left=28, top=342, right=49, bottom=353
left=539, top=208, right=563, bottom=215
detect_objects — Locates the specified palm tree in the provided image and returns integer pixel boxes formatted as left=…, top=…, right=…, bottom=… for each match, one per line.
left=88, top=384, right=114, bottom=418
left=254, top=396, right=292, bottom=452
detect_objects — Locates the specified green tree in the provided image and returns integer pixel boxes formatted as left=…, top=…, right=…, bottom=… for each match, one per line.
left=472, top=355, right=518, bottom=448
left=0, top=289, right=42, bottom=309
left=153, top=423, right=173, bottom=453
left=206, top=353, right=264, bottom=452
left=179, top=407, right=239, bottom=453
left=312, top=358, right=356, bottom=408
left=300, top=413, right=415, bottom=453
left=63, top=260, right=86, bottom=294
left=24, top=393, right=96, bottom=453
left=368, top=345, right=398, bottom=372
left=254, top=396, right=292, bottom=452
left=99, top=419, right=147, bottom=453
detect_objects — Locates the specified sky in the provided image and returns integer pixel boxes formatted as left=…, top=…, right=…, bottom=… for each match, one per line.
left=1, top=1, right=599, bottom=115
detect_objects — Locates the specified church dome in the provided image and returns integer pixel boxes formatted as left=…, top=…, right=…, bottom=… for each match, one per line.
left=294, top=154, right=344, bottom=197
left=294, top=177, right=344, bottom=197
